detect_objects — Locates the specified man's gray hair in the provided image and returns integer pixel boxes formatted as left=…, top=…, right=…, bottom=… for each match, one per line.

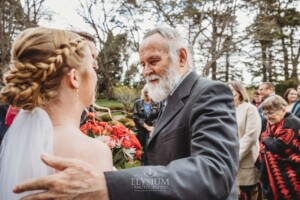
left=143, top=27, right=193, bottom=70
left=141, top=84, right=149, bottom=100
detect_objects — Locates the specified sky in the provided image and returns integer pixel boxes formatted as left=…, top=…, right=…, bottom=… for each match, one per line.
left=41, top=0, right=89, bottom=30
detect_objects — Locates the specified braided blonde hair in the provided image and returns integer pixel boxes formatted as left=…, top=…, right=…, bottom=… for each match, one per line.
left=0, top=27, right=88, bottom=110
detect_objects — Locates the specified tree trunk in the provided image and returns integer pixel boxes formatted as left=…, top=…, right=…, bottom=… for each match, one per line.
left=279, top=28, right=289, bottom=80
left=260, top=42, right=268, bottom=82
left=225, top=52, right=230, bottom=82
left=267, top=49, right=273, bottom=81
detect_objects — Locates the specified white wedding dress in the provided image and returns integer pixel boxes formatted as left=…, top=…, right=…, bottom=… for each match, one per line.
left=0, top=107, right=54, bottom=200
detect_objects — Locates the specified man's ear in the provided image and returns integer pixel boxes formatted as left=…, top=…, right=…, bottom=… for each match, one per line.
left=179, top=48, right=188, bottom=67
left=67, top=68, right=80, bottom=89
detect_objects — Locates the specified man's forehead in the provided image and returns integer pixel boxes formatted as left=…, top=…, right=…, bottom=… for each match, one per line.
left=259, top=84, right=268, bottom=89
left=139, top=34, right=167, bottom=51
left=139, top=44, right=168, bottom=60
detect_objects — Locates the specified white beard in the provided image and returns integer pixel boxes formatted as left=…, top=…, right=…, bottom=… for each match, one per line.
left=146, top=65, right=182, bottom=102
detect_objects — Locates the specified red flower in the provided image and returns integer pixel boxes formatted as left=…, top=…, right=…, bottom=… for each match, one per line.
left=98, top=121, right=107, bottom=127
left=106, top=125, right=113, bottom=133
left=80, top=112, right=142, bottom=169
left=91, top=125, right=104, bottom=135
left=129, top=134, right=142, bottom=150
left=113, top=123, right=130, bottom=138
left=135, top=150, right=142, bottom=159
left=121, top=138, right=132, bottom=149
left=87, top=112, right=97, bottom=119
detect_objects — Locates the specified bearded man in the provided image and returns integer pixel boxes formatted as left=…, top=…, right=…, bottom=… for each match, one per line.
left=14, top=27, right=239, bottom=200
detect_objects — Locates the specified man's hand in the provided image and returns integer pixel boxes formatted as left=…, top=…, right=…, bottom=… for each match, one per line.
left=13, top=154, right=109, bottom=200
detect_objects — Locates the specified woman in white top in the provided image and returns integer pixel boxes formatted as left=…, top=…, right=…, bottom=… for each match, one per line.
left=228, top=81, right=262, bottom=200
left=283, top=88, right=298, bottom=112
left=0, top=27, right=112, bottom=199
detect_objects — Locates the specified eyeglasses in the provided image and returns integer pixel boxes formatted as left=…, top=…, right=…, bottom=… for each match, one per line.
left=262, top=110, right=277, bottom=118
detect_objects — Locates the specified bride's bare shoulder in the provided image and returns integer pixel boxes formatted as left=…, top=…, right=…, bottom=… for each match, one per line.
left=54, top=127, right=113, bottom=171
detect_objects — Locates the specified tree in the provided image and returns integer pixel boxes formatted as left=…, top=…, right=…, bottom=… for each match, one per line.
left=0, top=0, right=51, bottom=77
left=77, top=0, right=135, bottom=99
left=98, top=31, right=129, bottom=99
left=243, top=0, right=300, bottom=83
left=123, top=0, right=242, bottom=81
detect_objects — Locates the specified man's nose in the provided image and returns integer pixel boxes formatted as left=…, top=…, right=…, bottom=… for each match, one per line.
left=93, top=60, right=99, bottom=70
left=143, top=64, right=153, bottom=77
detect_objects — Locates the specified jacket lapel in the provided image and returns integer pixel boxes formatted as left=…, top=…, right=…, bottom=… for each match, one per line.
left=149, top=72, right=199, bottom=143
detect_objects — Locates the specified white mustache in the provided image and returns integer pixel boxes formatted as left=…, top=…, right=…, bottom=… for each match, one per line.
left=146, top=74, right=160, bottom=82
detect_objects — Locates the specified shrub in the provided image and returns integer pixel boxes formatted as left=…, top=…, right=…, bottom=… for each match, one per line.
left=126, top=113, right=133, bottom=119
left=275, top=79, right=299, bottom=97
left=113, top=86, right=139, bottom=111
left=98, top=114, right=113, bottom=122
left=109, top=106, right=125, bottom=111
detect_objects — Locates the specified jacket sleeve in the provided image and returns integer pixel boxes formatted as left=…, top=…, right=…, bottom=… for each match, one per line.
left=133, top=100, right=144, bottom=129
left=239, top=105, right=261, bottom=161
left=294, top=104, right=300, bottom=119
left=104, top=82, right=239, bottom=200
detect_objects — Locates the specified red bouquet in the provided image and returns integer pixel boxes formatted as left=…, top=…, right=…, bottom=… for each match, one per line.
left=80, top=112, right=142, bottom=169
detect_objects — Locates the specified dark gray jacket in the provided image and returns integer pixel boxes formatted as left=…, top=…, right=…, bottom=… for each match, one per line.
left=105, top=72, right=239, bottom=200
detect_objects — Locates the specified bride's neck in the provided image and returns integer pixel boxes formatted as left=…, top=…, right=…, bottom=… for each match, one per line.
left=44, top=102, right=82, bottom=128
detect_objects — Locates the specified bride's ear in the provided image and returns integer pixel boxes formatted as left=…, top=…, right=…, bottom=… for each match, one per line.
left=67, top=68, right=80, bottom=89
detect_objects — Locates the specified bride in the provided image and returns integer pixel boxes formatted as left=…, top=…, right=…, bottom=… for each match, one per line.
left=0, top=27, right=112, bottom=199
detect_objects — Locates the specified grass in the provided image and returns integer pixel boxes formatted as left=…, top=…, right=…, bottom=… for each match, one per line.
left=95, top=99, right=126, bottom=117
left=95, top=99, right=124, bottom=108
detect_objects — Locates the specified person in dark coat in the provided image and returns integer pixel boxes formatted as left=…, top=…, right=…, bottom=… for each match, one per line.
left=0, top=104, right=9, bottom=145
left=291, top=83, right=300, bottom=119
left=133, top=84, right=160, bottom=164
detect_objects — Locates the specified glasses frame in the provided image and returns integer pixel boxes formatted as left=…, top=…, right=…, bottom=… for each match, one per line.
left=262, top=108, right=283, bottom=118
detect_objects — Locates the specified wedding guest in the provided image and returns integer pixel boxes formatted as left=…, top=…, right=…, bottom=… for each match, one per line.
left=0, top=104, right=8, bottom=144
left=291, top=89, right=300, bottom=119
left=258, top=82, right=275, bottom=133
left=14, top=26, right=239, bottom=200
left=259, top=95, right=300, bottom=200
left=251, top=90, right=262, bottom=108
left=133, top=84, right=160, bottom=165
left=228, top=81, right=262, bottom=200
left=0, top=27, right=112, bottom=200
left=282, top=88, right=297, bottom=112
left=5, top=105, right=20, bottom=127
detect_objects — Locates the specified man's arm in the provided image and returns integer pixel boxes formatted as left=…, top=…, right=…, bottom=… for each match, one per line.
left=133, top=100, right=144, bottom=129
left=14, top=154, right=109, bottom=200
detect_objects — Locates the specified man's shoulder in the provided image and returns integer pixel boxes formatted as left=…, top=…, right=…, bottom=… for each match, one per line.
left=194, top=77, right=228, bottom=92
left=134, top=98, right=143, bottom=104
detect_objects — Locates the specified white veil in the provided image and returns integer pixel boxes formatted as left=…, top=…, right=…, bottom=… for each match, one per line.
left=0, top=107, right=54, bottom=200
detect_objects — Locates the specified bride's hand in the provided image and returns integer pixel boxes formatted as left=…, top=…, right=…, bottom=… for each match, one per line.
left=13, top=153, right=109, bottom=200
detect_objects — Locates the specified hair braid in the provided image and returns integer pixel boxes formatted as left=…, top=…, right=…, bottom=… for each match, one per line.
left=0, top=27, right=87, bottom=110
